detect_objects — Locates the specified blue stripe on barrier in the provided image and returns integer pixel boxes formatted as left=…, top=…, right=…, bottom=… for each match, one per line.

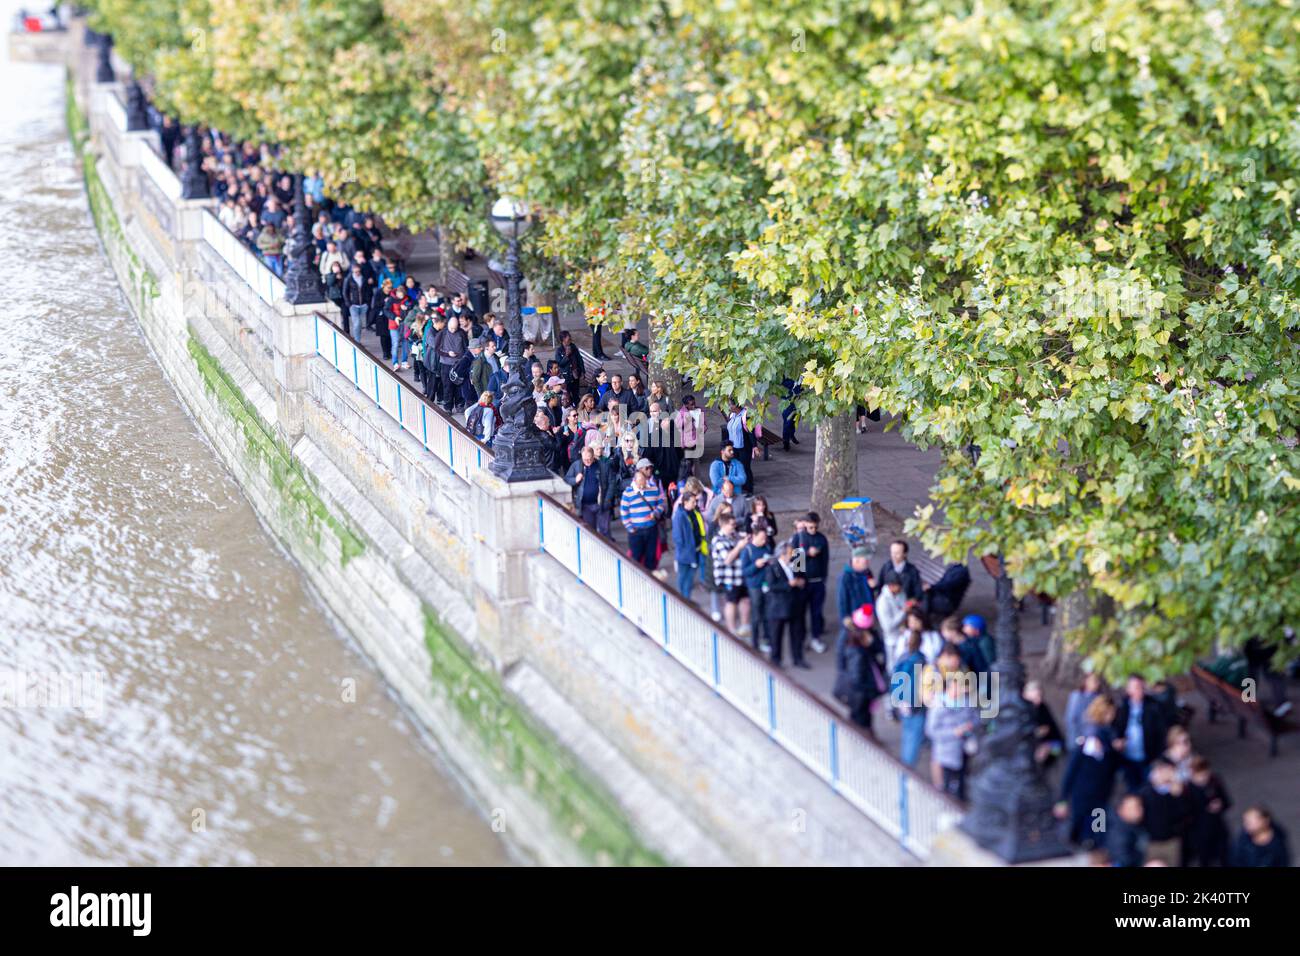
left=616, top=559, right=623, bottom=610
left=538, top=498, right=545, bottom=549
left=661, top=593, right=669, bottom=648
left=332, top=329, right=338, bottom=368
left=767, top=673, right=777, bottom=733
left=829, top=722, right=840, bottom=787
left=711, top=632, right=720, bottom=687
left=421, top=405, right=427, bottom=447
left=899, top=771, right=910, bottom=841
left=447, top=424, right=455, bottom=471
left=575, top=525, right=582, bottom=579
left=397, top=386, right=403, bottom=429
left=373, top=365, right=379, bottom=405
left=352, top=347, right=358, bottom=386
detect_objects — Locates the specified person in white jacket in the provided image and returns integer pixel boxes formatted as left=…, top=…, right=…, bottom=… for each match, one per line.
left=875, top=569, right=911, bottom=668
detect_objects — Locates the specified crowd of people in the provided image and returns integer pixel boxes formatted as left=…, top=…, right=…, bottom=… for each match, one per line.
left=175, top=124, right=1293, bottom=869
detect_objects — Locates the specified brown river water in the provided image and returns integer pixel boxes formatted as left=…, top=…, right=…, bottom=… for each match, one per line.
left=0, top=26, right=510, bottom=865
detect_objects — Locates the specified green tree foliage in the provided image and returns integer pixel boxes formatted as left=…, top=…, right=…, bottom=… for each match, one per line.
left=87, top=0, right=1300, bottom=675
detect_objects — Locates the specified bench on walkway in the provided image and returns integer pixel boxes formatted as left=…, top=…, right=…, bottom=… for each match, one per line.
left=620, top=345, right=648, bottom=381
left=1190, top=664, right=1297, bottom=758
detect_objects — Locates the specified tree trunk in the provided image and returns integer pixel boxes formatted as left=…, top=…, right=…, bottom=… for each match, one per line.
left=436, top=227, right=464, bottom=286
left=810, top=410, right=858, bottom=539
left=647, top=316, right=685, bottom=399
left=1042, top=589, right=1113, bottom=686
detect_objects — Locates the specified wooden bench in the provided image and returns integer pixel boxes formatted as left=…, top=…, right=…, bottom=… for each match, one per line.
left=1190, top=664, right=1297, bottom=758
left=619, top=345, right=649, bottom=381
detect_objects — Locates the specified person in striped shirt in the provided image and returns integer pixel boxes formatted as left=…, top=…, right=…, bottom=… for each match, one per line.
left=620, top=460, right=666, bottom=570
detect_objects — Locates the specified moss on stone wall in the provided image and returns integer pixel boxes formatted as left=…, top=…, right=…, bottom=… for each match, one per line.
left=72, top=69, right=659, bottom=864
left=81, top=150, right=159, bottom=308
left=185, top=333, right=365, bottom=568
left=64, top=69, right=88, bottom=155
left=423, top=606, right=666, bottom=867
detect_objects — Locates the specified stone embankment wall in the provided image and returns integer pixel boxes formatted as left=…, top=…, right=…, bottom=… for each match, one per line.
left=61, top=25, right=941, bottom=866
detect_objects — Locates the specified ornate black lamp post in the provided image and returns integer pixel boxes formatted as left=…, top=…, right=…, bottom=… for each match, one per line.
left=284, top=174, right=325, bottom=305
left=179, top=126, right=210, bottom=200
left=959, top=557, right=1072, bottom=862
left=125, top=79, right=149, bottom=132
left=486, top=197, right=551, bottom=482
left=95, top=32, right=115, bottom=84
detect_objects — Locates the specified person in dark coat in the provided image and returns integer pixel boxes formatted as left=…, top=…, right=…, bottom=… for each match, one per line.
left=1024, top=680, right=1064, bottom=768
left=341, top=263, right=369, bottom=340
left=834, top=607, right=887, bottom=733
left=1229, top=806, right=1291, bottom=867
left=762, top=539, right=808, bottom=669
left=1183, top=756, right=1232, bottom=867
left=455, top=343, right=478, bottom=408
left=565, top=443, right=615, bottom=535
left=837, top=547, right=876, bottom=643
left=1107, top=793, right=1149, bottom=867
left=1139, top=760, right=1193, bottom=866
left=1111, top=674, right=1170, bottom=792
left=1055, top=696, right=1119, bottom=848
left=874, top=539, right=924, bottom=603
left=923, top=562, right=971, bottom=618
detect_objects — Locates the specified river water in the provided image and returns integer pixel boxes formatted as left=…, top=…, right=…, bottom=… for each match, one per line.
left=0, top=27, right=510, bottom=865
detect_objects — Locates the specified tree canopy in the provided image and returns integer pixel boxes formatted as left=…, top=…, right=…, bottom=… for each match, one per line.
left=85, top=0, right=1300, bottom=677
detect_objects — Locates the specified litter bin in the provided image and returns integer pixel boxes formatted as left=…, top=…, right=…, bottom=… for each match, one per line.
left=468, top=279, right=490, bottom=318
left=832, top=497, right=878, bottom=557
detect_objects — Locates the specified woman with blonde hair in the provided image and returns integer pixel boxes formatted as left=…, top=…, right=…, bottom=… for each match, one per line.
left=1054, top=694, right=1120, bottom=849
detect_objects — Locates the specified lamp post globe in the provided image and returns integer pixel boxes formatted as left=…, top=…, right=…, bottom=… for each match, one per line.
left=486, top=196, right=550, bottom=483
left=490, top=196, right=532, bottom=242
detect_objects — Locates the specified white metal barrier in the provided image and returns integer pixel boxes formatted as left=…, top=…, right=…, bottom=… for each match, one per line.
left=140, top=144, right=181, bottom=201
left=104, top=90, right=127, bottom=133
left=200, top=210, right=284, bottom=306
left=536, top=494, right=961, bottom=859
left=311, top=312, right=492, bottom=482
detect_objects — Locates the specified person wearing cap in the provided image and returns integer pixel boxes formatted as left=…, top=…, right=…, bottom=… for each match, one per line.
left=620, top=462, right=666, bottom=571
left=837, top=546, right=877, bottom=648
left=834, top=604, right=887, bottom=731
left=962, top=614, right=995, bottom=672
left=469, top=337, right=493, bottom=400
